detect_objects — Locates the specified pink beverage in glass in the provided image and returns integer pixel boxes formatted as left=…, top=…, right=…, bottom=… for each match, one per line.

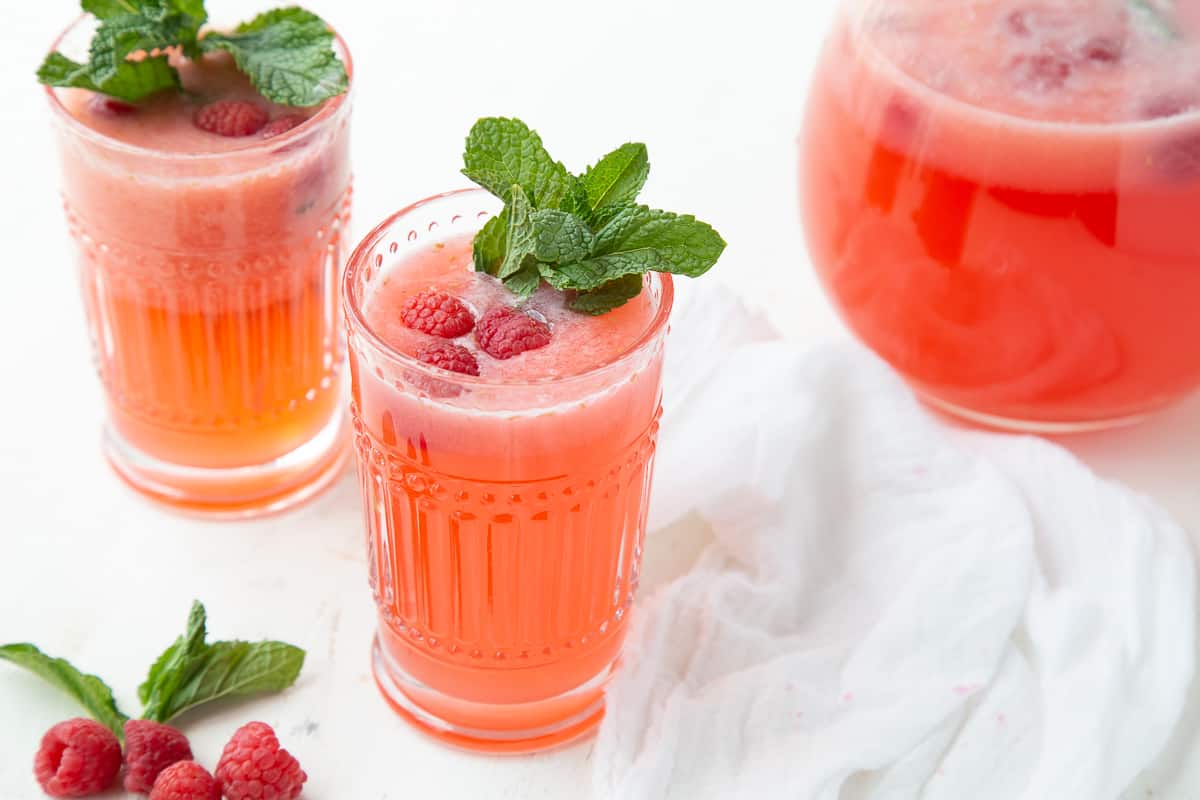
left=47, top=20, right=352, bottom=515
left=801, top=0, right=1200, bottom=431
left=344, top=189, right=671, bottom=752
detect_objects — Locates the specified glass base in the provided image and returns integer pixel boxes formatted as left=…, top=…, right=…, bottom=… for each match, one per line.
left=919, top=393, right=1154, bottom=434
left=370, top=635, right=609, bottom=754
left=103, top=408, right=349, bottom=520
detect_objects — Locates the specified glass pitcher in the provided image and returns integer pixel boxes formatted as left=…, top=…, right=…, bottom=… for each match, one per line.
left=800, top=0, right=1200, bottom=431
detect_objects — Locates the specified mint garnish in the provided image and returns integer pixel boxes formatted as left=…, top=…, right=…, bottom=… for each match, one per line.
left=37, top=1, right=347, bottom=106
left=1, top=600, right=304, bottom=736
left=0, top=644, right=129, bottom=740
left=463, top=117, right=726, bottom=314
left=199, top=8, right=348, bottom=107
left=138, top=601, right=305, bottom=724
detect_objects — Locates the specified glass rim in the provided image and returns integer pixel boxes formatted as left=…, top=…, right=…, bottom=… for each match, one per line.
left=42, top=13, right=354, bottom=162
left=342, top=187, right=676, bottom=391
left=847, top=6, right=1200, bottom=136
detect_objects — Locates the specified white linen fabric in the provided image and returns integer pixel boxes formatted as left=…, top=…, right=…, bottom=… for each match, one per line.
left=593, top=287, right=1196, bottom=800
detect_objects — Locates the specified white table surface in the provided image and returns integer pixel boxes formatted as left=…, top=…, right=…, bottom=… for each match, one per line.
left=1, top=2, right=1198, bottom=798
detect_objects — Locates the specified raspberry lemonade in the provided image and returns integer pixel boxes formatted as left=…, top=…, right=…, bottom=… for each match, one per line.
left=42, top=4, right=351, bottom=515
left=802, top=0, right=1200, bottom=430
left=345, top=119, right=724, bottom=751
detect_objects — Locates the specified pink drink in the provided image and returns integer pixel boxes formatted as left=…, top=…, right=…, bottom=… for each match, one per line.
left=48, top=20, right=352, bottom=515
left=345, top=189, right=671, bottom=751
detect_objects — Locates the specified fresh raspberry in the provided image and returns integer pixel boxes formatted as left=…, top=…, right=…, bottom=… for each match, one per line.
left=193, top=100, right=268, bottom=137
left=475, top=306, right=552, bottom=360
left=149, top=761, right=220, bottom=800
left=123, top=720, right=193, bottom=794
left=33, top=719, right=121, bottom=798
left=416, top=342, right=480, bottom=376
left=215, top=722, right=307, bottom=800
left=261, top=114, right=307, bottom=139
left=401, top=291, right=476, bottom=338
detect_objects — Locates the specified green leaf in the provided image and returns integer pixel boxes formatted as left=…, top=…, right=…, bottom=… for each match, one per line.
left=200, top=7, right=348, bottom=107
left=139, top=601, right=306, bottom=724
left=543, top=205, right=724, bottom=291
left=152, top=641, right=305, bottom=722
left=499, top=186, right=536, bottom=280
left=462, top=118, right=576, bottom=209
left=569, top=274, right=645, bottom=315
left=37, top=51, right=179, bottom=102
left=89, top=17, right=198, bottom=84
left=140, top=601, right=209, bottom=723
left=0, top=644, right=128, bottom=740
left=529, top=209, right=594, bottom=263
left=580, top=143, right=649, bottom=218
left=473, top=211, right=508, bottom=276
left=503, top=262, right=543, bottom=299
left=82, top=0, right=145, bottom=17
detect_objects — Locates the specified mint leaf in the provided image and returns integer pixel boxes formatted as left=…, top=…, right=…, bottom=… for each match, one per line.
left=89, top=15, right=202, bottom=83
left=462, top=118, right=577, bottom=210
left=140, top=601, right=208, bottom=723
left=504, top=262, right=543, bottom=299
left=569, top=274, right=645, bottom=315
left=580, top=143, right=649, bottom=218
left=37, top=51, right=179, bottom=102
left=82, top=0, right=146, bottom=17
left=0, top=644, right=128, bottom=740
left=473, top=211, right=508, bottom=275
left=590, top=205, right=725, bottom=277
left=498, top=186, right=536, bottom=280
left=530, top=209, right=593, bottom=263
left=543, top=206, right=724, bottom=291
left=200, top=7, right=348, bottom=107
left=151, top=640, right=304, bottom=722
left=139, top=601, right=305, bottom=724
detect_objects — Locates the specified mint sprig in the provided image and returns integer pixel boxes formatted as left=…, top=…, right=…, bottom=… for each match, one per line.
left=38, top=1, right=347, bottom=106
left=0, top=644, right=129, bottom=740
left=138, top=601, right=305, bottom=724
left=463, top=118, right=726, bottom=315
left=1, top=600, right=305, bottom=735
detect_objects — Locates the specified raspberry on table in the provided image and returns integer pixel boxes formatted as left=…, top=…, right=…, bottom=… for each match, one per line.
left=261, top=115, right=307, bottom=139
left=475, top=306, right=552, bottom=360
left=401, top=291, right=476, bottom=338
left=149, top=761, right=221, bottom=800
left=123, top=719, right=193, bottom=794
left=416, top=342, right=481, bottom=376
left=215, top=722, right=307, bottom=800
left=33, top=718, right=121, bottom=798
left=193, top=100, right=268, bottom=137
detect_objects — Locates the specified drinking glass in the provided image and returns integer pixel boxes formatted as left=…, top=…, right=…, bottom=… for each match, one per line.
left=800, top=0, right=1200, bottom=431
left=46, top=17, right=353, bottom=515
left=343, top=189, right=672, bottom=752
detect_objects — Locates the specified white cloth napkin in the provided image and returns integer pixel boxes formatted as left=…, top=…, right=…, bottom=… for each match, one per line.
left=593, top=287, right=1196, bottom=800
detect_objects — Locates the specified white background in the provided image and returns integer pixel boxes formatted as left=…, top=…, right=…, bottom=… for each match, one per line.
left=1, top=1, right=1198, bottom=798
